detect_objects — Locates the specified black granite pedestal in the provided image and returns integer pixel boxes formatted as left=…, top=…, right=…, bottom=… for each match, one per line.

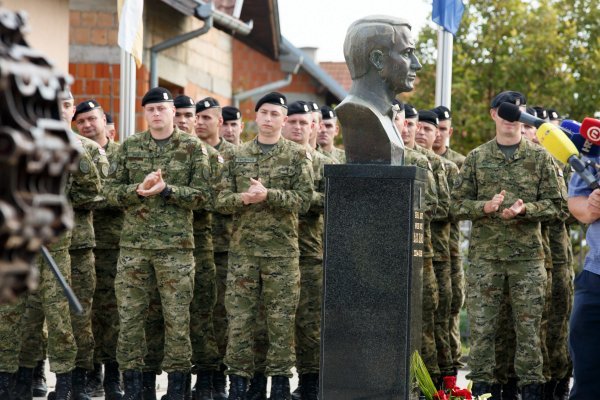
left=321, top=164, right=426, bottom=400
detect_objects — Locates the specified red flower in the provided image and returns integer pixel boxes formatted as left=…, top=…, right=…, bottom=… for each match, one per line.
left=451, top=388, right=473, bottom=399
left=434, top=389, right=449, bottom=400
left=443, top=376, right=457, bottom=390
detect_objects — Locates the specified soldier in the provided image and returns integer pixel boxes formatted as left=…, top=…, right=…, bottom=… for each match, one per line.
left=432, top=105, right=466, bottom=376
left=451, top=91, right=563, bottom=400
left=307, top=101, right=321, bottom=151
left=105, top=113, right=117, bottom=141
left=104, top=87, right=212, bottom=399
left=174, top=94, right=197, bottom=135
left=317, top=106, right=346, bottom=163
left=75, top=100, right=124, bottom=399
left=215, top=92, right=313, bottom=400
left=220, top=106, right=244, bottom=146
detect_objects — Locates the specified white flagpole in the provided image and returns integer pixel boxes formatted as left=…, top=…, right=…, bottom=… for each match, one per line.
left=119, top=49, right=137, bottom=140
left=435, top=28, right=453, bottom=109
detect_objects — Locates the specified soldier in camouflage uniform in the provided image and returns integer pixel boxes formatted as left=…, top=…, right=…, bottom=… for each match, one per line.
left=317, top=106, right=346, bottom=163
left=220, top=106, right=244, bottom=146
left=432, top=106, right=466, bottom=375
left=215, top=92, right=313, bottom=400
left=75, top=100, right=124, bottom=399
left=450, top=91, right=564, bottom=400
left=104, top=87, right=212, bottom=399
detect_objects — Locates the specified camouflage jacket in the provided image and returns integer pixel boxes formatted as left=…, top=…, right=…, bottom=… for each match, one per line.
left=211, top=138, right=237, bottom=253
left=442, top=148, right=465, bottom=257
left=215, top=136, right=314, bottom=257
left=93, top=139, right=124, bottom=250
left=548, top=160, right=573, bottom=264
left=193, top=142, right=222, bottom=251
left=415, top=145, right=450, bottom=222
left=319, top=146, right=346, bottom=164
left=431, top=157, right=459, bottom=261
left=104, top=128, right=212, bottom=250
left=443, top=147, right=466, bottom=170
left=451, top=138, right=564, bottom=261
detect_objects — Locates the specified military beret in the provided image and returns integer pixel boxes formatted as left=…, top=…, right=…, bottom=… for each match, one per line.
left=105, top=112, right=114, bottom=124
left=60, top=90, right=74, bottom=100
left=174, top=95, right=196, bottom=109
left=141, top=87, right=174, bottom=106
left=321, top=105, right=336, bottom=120
left=287, top=101, right=312, bottom=117
left=404, top=103, right=418, bottom=119
left=196, top=97, right=221, bottom=113
left=433, top=105, right=452, bottom=121
left=547, top=108, right=561, bottom=120
left=418, top=110, right=439, bottom=127
left=532, top=106, right=548, bottom=120
left=73, top=99, right=103, bottom=120
left=308, top=101, right=319, bottom=112
left=490, top=91, right=526, bottom=108
left=392, top=98, right=405, bottom=112
left=525, top=107, right=537, bottom=117
left=255, top=91, right=287, bottom=112
left=222, top=106, right=242, bottom=122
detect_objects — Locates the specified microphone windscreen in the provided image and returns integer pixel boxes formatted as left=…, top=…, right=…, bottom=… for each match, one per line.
left=580, top=117, right=600, bottom=145
left=560, top=119, right=581, bottom=137
left=497, top=102, right=521, bottom=123
left=570, top=133, right=600, bottom=157
left=536, top=122, right=579, bottom=165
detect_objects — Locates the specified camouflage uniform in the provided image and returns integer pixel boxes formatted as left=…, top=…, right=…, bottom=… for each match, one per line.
left=104, top=128, right=212, bottom=373
left=92, top=139, right=123, bottom=364
left=451, top=138, right=563, bottom=386
left=318, top=146, right=346, bottom=164
left=441, top=147, right=466, bottom=370
left=415, top=145, right=450, bottom=378
left=16, top=142, right=102, bottom=374
left=215, top=137, right=313, bottom=379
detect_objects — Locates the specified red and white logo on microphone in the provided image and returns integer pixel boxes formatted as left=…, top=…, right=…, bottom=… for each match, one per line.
left=581, top=118, right=600, bottom=144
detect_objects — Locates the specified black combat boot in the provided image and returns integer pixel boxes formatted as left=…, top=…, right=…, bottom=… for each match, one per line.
left=165, top=371, right=187, bottom=400
left=227, top=375, right=247, bottom=400
left=0, top=371, right=13, bottom=399
left=521, top=383, right=543, bottom=400
left=299, top=373, right=318, bottom=400
left=86, top=363, right=104, bottom=397
left=268, top=376, right=290, bottom=400
left=290, top=374, right=301, bottom=400
left=122, top=370, right=143, bottom=400
left=502, top=378, right=521, bottom=400
left=12, top=366, right=33, bottom=400
left=212, top=366, right=227, bottom=400
left=72, top=367, right=92, bottom=400
left=104, top=361, right=124, bottom=400
left=544, top=380, right=557, bottom=400
left=193, top=370, right=213, bottom=400
left=142, top=371, right=157, bottom=400
left=553, top=376, right=570, bottom=400
left=54, top=371, right=73, bottom=400
left=471, top=382, right=492, bottom=397
left=490, top=383, right=502, bottom=399
left=245, top=372, right=266, bottom=400
left=32, top=360, right=48, bottom=397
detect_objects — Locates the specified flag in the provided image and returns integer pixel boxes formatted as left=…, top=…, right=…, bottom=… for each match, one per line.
left=118, top=0, right=144, bottom=68
left=432, top=0, right=465, bottom=36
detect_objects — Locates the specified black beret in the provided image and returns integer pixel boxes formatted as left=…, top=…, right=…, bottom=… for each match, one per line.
left=174, top=95, right=196, bottom=109
left=287, top=101, right=312, bottom=117
left=392, top=99, right=405, bottom=112
left=222, top=106, right=241, bottom=122
left=404, top=103, right=418, bottom=119
left=532, top=106, right=548, bottom=120
left=73, top=99, right=103, bottom=120
left=433, top=105, right=452, bottom=121
left=490, top=91, right=526, bottom=108
left=547, top=108, right=561, bottom=120
left=255, top=91, right=287, bottom=112
left=418, top=110, right=439, bottom=127
left=105, top=112, right=114, bottom=124
left=525, top=107, right=537, bottom=118
left=308, top=101, right=319, bottom=112
left=321, top=105, right=336, bottom=120
left=142, top=87, right=174, bottom=106
left=196, top=97, right=221, bottom=113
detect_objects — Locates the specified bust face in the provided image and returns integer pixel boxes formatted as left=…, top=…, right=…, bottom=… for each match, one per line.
left=379, top=26, right=422, bottom=94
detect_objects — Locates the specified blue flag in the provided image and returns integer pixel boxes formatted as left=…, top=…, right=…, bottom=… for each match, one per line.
left=432, top=0, right=465, bottom=35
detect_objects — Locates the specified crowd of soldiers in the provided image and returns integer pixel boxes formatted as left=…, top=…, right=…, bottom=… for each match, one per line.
left=0, top=85, right=575, bottom=400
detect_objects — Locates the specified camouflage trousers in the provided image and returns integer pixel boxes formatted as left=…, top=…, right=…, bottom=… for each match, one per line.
left=0, top=296, right=25, bottom=372
left=449, top=254, right=464, bottom=370
left=115, top=247, right=194, bottom=373
left=143, top=285, right=164, bottom=374
left=540, top=268, right=553, bottom=381
left=433, top=259, right=453, bottom=375
left=466, top=258, right=546, bottom=386
left=421, top=257, right=439, bottom=378
left=92, top=248, right=120, bottom=363
left=295, top=256, right=323, bottom=374
left=493, top=277, right=517, bottom=384
left=547, top=262, right=574, bottom=380
left=213, top=251, right=229, bottom=359
left=20, top=250, right=77, bottom=373
left=70, top=247, right=96, bottom=370
left=190, top=248, right=220, bottom=371
left=224, top=253, right=300, bottom=379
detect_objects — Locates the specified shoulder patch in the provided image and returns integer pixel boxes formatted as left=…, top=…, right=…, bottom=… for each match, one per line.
left=454, top=175, right=463, bottom=189
left=201, top=144, right=208, bottom=156
left=79, top=158, right=91, bottom=174
left=98, top=147, right=106, bottom=156
left=217, top=155, right=224, bottom=164
left=101, top=164, right=109, bottom=177
left=109, top=161, right=118, bottom=175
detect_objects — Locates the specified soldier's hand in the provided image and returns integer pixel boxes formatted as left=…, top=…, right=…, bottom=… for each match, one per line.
left=501, top=199, right=525, bottom=220
left=138, top=170, right=160, bottom=191
left=484, top=190, right=506, bottom=214
left=241, top=178, right=267, bottom=204
left=137, top=169, right=166, bottom=197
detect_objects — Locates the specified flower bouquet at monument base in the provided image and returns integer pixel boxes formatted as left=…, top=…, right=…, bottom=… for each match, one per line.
left=410, top=351, right=492, bottom=400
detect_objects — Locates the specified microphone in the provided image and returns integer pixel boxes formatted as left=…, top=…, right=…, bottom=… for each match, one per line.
left=498, top=102, right=543, bottom=127
left=535, top=123, right=599, bottom=189
left=560, top=119, right=581, bottom=137
left=561, top=119, right=600, bottom=157
left=580, top=117, right=600, bottom=145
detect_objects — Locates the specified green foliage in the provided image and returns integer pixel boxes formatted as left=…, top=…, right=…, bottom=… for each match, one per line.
left=411, top=0, right=600, bottom=155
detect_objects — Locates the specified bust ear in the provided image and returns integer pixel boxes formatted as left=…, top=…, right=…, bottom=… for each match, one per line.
left=369, top=50, right=385, bottom=70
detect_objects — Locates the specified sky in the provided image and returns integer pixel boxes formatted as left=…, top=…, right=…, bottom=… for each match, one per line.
left=278, top=0, right=433, bottom=62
